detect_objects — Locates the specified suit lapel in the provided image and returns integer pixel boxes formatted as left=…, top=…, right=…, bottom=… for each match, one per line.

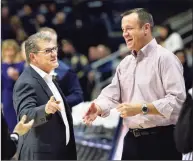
left=52, top=79, right=72, bottom=122
left=29, top=66, right=72, bottom=123
left=52, top=79, right=70, bottom=110
left=29, top=66, right=53, bottom=99
left=29, top=67, right=65, bottom=120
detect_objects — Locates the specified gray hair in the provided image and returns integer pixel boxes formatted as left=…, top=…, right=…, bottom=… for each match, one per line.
left=39, top=27, right=58, bottom=43
left=39, top=27, right=57, bottom=36
left=121, top=8, right=154, bottom=31
left=25, top=32, right=52, bottom=63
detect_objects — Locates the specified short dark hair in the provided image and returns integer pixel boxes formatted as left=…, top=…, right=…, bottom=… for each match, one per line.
left=121, top=8, right=154, bottom=31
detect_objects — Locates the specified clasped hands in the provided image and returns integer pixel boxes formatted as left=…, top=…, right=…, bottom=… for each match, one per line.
left=83, top=102, right=140, bottom=125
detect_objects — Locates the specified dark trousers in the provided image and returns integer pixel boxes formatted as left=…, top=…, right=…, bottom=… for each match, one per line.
left=121, top=126, right=181, bottom=160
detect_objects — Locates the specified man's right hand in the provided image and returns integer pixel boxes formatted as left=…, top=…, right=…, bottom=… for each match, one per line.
left=83, top=102, right=102, bottom=126
left=45, top=96, right=61, bottom=114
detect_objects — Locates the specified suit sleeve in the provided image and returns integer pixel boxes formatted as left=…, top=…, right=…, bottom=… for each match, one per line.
left=13, top=82, right=48, bottom=127
left=61, top=69, right=84, bottom=108
left=1, top=112, right=17, bottom=160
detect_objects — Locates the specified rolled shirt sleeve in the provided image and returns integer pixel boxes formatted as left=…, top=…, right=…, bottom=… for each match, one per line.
left=152, top=53, right=186, bottom=119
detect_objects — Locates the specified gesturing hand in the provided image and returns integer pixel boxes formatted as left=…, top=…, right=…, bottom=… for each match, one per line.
left=45, top=96, right=61, bottom=114
left=13, top=115, right=34, bottom=136
left=83, top=102, right=101, bottom=126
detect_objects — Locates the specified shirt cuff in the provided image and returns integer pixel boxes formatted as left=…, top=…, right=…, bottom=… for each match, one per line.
left=152, top=100, right=173, bottom=119
left=10, top=133, right=19, bottom=144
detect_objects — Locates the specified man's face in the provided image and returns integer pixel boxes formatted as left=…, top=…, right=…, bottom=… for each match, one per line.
left=30, top=40, right=59, bottom=73
left=121, top=13, right=145, bottom=51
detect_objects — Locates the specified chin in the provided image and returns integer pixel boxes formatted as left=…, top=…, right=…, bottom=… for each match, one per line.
left=53, top=62, right=59, bottom=68
left=127, top=44, right=133, bottom=50
left=49, top=62, right=58, bottom=69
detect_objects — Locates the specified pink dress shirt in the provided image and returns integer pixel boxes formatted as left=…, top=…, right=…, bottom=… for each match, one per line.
left=94, top=39, right=186, bottom=129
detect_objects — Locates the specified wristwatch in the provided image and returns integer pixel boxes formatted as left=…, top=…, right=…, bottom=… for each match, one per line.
left=141, top=104, right=149, bottom=115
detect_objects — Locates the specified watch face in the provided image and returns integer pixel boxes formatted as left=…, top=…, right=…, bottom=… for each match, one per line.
left=143, top=107, right=148, bottom=112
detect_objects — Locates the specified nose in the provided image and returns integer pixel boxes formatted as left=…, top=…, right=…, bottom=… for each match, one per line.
left=51, top=52, right=57, bottom=58
left=123, top=31, right=129, bottom=38
left=51, top=49, right=57, bottom=55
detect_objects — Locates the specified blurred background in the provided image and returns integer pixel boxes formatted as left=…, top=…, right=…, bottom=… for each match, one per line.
left=1, top=0, right=192, bottom=160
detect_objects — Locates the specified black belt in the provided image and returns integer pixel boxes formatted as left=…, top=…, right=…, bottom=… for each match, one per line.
left=129, top=125, right=175, bottom=137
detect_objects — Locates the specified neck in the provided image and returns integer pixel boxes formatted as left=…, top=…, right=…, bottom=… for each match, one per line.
left=144, top=36, right=154, bottom=46
left=30, top=63, right=51, bottom=74
left=136, top=36, right=153, bottom=52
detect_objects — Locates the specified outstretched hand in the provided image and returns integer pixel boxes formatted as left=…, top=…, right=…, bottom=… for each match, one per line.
left=83, top=102, right=101, bottom=126
left=13, top=115, right=34, bottom=136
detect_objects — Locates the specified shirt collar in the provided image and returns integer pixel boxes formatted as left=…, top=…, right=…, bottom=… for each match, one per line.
left=50, top=70, right=57, bottom=77
left=131, top=38, right=157, bottom=58
left=30, top=64, right=54, bottom=82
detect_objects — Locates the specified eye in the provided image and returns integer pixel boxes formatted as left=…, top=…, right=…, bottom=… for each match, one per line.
left=45, top=49, right=51, bottom=54
left=127, top=28, right=133, bottom=30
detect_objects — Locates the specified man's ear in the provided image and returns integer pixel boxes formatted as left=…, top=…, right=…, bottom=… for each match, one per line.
left=143, top=23, right=151, bottom=35
left=29, top=53, right=35, bottom=63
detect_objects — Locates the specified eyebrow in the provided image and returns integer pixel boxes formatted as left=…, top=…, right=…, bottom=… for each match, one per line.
left=41, top=46, right=57, bottom=50
left=122, top=25, right=133, bottom=30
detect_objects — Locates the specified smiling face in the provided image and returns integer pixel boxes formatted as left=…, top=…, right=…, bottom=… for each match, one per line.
left=30, top=40, right=59, bottom=73
left=122, top=13, right=149, bottom=52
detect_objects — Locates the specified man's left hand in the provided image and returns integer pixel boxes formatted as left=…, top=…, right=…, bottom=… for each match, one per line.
left=116, top=103, right=141, bottom=118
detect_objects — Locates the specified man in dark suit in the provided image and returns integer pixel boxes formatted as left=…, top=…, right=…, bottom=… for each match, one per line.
left=13, top=32, right=77, bottom=160
left=21, top=40, right=83, bottom=109
left=37, top=27, right=83, bottom=109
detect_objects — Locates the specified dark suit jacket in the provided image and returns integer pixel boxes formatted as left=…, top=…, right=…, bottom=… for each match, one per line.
left=13, top=66, right=77, bottom=160
left=1, top=111, right=17, bottom=160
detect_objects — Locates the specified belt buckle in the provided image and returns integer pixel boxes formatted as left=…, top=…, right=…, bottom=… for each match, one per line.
left=133, top=129, right=141, bottom=137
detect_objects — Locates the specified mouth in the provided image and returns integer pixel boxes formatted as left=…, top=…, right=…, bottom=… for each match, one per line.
left=51, top=58, right=57, bottom=63
left=126, top=39, right=133, bottom=44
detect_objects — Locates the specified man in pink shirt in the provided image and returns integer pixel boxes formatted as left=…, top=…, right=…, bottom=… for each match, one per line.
left=83, top=8, right=186, bottom=160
